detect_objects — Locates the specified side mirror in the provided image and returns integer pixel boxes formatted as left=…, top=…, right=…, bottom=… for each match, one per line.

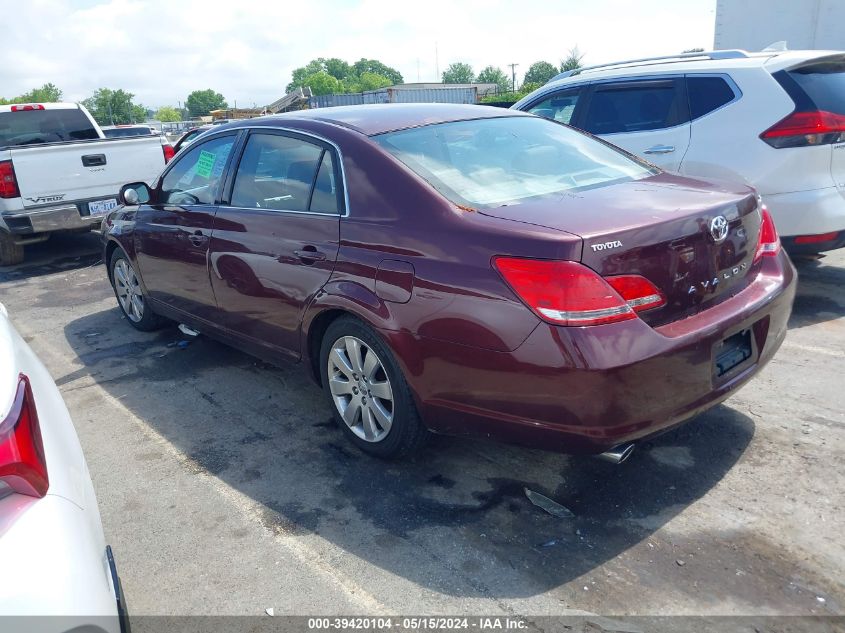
left=119, top=182, right=151, bottom=206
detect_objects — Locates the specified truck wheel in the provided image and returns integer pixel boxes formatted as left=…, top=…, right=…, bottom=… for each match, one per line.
left=0, top=232, right=24, bottom=266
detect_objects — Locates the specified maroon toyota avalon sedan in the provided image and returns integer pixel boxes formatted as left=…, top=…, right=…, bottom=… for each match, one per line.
left=102, top=104, right=795, bottom=462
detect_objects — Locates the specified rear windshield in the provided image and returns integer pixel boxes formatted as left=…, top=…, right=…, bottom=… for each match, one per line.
left=373, top=116, right=654, bottom=209
left=103, top=126, right=153, bottom=138
left=0, top=108, right=100, bottom=147
left=786, top=60, right=845, bottom=115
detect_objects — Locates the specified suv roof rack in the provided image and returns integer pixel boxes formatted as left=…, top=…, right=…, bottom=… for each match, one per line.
left=548, top=50, right=752, bottom=83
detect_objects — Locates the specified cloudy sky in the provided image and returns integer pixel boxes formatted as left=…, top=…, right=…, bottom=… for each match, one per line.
left=2, top=0, right=715, bottom=109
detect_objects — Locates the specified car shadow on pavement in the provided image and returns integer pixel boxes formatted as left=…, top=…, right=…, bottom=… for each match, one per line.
left=789, top=256, right=845, bottom=329
left=64, top=306, right=760, bottom=603
left=0, top=232, right=102, bottom=283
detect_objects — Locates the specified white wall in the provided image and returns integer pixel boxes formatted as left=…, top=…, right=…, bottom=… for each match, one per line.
left=715, top=0, right=845, bottom=51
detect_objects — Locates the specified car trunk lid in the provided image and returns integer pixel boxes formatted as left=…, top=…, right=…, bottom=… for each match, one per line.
left=478, top=173, right=762, bottom=326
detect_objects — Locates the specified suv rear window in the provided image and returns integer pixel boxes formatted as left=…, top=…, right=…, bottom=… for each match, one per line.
left=783, top=60, right=845, bottom=116
left=687, top=76, right=736, bottom=119
left=0, top=108, right=99, bottom=148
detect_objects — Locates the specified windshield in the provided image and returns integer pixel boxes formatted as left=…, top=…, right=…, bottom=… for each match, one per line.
left=787, top=60, right=845, bottom=116
left=0, top=108, right=100, bottom=147
left=373, top=116, right=655, bottom=209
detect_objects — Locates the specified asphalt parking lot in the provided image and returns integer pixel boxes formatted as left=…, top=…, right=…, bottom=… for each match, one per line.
left=0, top=232, right=843, bottom=621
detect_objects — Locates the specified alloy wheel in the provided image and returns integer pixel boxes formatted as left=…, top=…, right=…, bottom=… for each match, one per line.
left=113, top=258, right=144, bottom=323
left=327, top=335, right=394, bottom=442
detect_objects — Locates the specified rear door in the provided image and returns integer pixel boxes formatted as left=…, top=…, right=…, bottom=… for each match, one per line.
left=581, top=77, right=691, bottom=171
left=134, top=132, right=238, bottom=321
left=208, top=130, right=342, bottom=358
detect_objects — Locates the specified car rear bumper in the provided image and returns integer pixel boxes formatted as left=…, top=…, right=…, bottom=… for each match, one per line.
left=395, top=252, right=796, bottom=454
left=2, top=203, right=105, bottom=235
left=782, top=229, right=845, bottom=255
left=765, top=186, right=845, bottom=245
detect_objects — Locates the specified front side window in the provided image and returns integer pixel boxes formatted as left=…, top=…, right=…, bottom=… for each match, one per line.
left=374, top=116, right=654, bottom=209
left=583, top=81, right=682, bottom=135
left=527, top=88, right=582, bottom=125
left=231, top=133, right=340, bottom=214
left=161, top=134, right=235, bottom=205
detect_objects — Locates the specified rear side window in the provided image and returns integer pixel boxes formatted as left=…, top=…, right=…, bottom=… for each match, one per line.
left=0, top=108, right=99, bottom=148
left=782, top=60, right=845, bottom=115
left=526, top=88, right=582, bottom=125
left=583, top=81, right=682, bottom=135
left=687, top=76, right=736, bottom=119
left=161, top=135, right=235, bottom=205
left=231, top=133, right=340, bottom=214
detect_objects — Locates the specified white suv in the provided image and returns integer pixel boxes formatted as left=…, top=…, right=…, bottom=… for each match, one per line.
left=513, top=49, right=845, bottom=255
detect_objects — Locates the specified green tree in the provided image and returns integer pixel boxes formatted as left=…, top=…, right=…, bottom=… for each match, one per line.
left=303, top=71, right=341, bottom=96
left=351, top=59, right=403, bottom=85
left=560, top=47, right=584, bottom=72
left=82, top=88, right=145, bottom=125
left=0, top=83, right=64, bottom=105
left=524, top=61, right=558, bottom=85
left=185, top=89, right=227, bottom=118
left=442, top=62, right=474, bottom=84
left=155, top=106, right=182, bottom=122
left=476, top=66, right=510, bottom=93
left=287, top=57, right=403, bottom=93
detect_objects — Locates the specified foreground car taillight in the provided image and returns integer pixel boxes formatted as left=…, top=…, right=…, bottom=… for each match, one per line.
left=760, top=110, right=845, bottom=148
left=493, top=257, right=665, bottom=326
left=0, top=375, right=49, bottom=498
left=162, top=143, right=175, bottom=163
left=753, top=206, right=781, bottom=264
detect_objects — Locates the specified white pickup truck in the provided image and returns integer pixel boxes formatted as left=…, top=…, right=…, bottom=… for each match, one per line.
left=0, top=102, right=173, bottom=265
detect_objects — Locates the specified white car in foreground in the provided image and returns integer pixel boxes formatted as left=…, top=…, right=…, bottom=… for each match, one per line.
left=0, top=302, right=127, bottom=632
left=513, top=49, right=845, bottom=255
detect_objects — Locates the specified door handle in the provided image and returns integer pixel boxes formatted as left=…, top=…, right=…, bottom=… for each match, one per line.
left=82, top=154, right=107, bottom=167
left=189, top=230, right=208, bottom=247
left=644, top=144, right=675, bottom=155
left=294, top=247, right=326, bottom=262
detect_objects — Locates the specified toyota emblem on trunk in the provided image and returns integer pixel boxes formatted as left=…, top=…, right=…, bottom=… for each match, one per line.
left=709, top=215, right=729, bottom=243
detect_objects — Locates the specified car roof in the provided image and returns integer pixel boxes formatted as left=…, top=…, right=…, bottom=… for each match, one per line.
left=541, top=49, right=845, bottom=88
left=225, top=103, right=532, bottom=136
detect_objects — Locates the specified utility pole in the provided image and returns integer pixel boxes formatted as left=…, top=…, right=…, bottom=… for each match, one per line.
left=508, top=63, right=519, bottom=92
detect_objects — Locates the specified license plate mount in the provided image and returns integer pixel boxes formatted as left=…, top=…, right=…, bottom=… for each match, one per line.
left=88, top=198, right=118, bottom=216
left=714, top=329, right=754, bottom=378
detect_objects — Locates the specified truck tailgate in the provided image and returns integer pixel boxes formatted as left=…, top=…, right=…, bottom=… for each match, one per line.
left=10, top=137, right=165, bottom=208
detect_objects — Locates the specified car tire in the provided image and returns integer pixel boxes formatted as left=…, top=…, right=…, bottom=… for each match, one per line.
left=0, top=231, right=24, bottom=266
left=109, top=248, right=166, bottom=332
left=320, top=315, right=428, bottom=459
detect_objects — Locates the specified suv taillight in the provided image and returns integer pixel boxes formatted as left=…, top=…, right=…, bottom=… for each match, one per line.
left=0, top=375, right=49, bottom=498
left=753, top=206, right=781, bottom=264
left=760, top=110, right=845, bottom=148
left=0, top=160, right=19, bottom=199
left=162, top=143, right=175, bottom=163
left=493, top=257, right=665, bottom=326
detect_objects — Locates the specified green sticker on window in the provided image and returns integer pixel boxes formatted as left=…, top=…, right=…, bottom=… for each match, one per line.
left=196, top=150, right=216, bottom=179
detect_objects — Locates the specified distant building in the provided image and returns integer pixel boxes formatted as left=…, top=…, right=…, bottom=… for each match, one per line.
left=715, top=0, right=845, bottom=51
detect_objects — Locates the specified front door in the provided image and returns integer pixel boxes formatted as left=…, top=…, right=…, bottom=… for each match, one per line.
left=581, top=78, right=691, bottom=171
left=134, top=133, right=238, bottom=321
left=208, top=130, right=343, bottom=358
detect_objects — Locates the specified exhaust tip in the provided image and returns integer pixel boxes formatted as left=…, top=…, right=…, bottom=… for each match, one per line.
left=597, top=442, right=636, bottom=464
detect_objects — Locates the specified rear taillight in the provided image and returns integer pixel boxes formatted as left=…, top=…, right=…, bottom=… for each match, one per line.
left=605, top=275, right=666, bottom=312
left=162, top=144, right=175, bottom=163
left=0, top=160, right=19, bottom=199
left=0, top=375, right=48, bottom=498
left=753, top=206, right=781, bottom=264
left=760, top=110, right=845, bottom=148
left=493, top=257, right=664, bottom=326
left=10, top=104, right=45, bottom=112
